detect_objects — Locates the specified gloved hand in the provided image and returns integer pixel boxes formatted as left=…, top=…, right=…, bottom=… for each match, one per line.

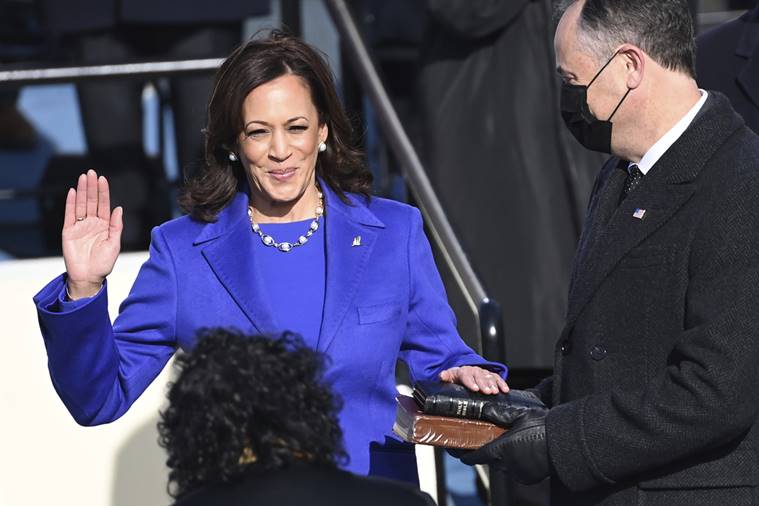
left=480, top=388, right=545, bottom=427
left=460, top=397, right=551, bottom=485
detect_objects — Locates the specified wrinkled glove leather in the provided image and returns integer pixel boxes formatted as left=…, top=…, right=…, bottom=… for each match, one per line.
left=461, top=400, right=550, bottom=484
left=480, top=389, right=545, bottom=426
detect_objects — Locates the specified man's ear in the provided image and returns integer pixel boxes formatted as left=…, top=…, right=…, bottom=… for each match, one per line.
left=617, top=44, right=646, bottom=90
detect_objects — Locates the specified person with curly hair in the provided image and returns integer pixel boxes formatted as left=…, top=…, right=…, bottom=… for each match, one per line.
left=32, top=30, right=508, bottom=482
left=159, top=328, right=435, bottom=505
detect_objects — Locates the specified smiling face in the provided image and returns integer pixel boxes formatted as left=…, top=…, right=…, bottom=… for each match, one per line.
left=237, top=73, right=328, bottom=219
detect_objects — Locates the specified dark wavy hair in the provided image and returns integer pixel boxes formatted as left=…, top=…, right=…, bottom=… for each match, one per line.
left=554, top=0, right=696, bottom=78
left=157, top=328, right=347, bottom=499
left=179, top=30, right=372, bottom=222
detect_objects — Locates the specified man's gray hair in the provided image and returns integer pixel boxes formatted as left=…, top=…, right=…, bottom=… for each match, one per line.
left=554, top=0, right=696, bottom=78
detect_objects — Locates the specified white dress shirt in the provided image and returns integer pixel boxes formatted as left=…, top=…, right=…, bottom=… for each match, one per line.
left=629, top=90, right=708, bottom=175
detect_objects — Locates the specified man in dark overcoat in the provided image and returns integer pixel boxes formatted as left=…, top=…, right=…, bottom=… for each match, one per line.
left=461, top=1, right=759, bottom=505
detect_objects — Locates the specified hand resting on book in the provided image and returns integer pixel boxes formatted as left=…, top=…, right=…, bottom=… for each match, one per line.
left=414, top=381, right=552, bottom=484
left=413, top=381, right=544, bottom=427
left=439, top=365, right=509, bottom=395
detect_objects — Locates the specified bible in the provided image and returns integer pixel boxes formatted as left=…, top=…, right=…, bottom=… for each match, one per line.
left=393, top=395, right=506, bottom=449
left=413, top=380, right=544, bottom=424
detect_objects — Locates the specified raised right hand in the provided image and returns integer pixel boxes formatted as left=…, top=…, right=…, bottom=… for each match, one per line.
left=62, top=169, right=123, bottom=300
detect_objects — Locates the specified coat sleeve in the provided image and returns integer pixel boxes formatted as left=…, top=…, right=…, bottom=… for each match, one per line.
left=398, top=207, right=507, bottom=382
left=546, top=171, right=759, bottom=491
left=528, top=377, right=554, bottom=407
left=33, top=226, right=178, bottom=425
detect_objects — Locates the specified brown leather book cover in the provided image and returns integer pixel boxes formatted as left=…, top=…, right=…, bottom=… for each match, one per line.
left=392, top=395, right=506, bottom=450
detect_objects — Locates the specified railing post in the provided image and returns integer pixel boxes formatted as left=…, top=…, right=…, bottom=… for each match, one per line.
left=479, top=298, right=506, bottom=365
left=280, top=0, right=303, bottom=36
left=478, top=298, right=515, bottom=506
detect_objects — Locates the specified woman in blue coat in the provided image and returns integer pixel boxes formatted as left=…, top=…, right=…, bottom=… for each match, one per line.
left=33, top=32, right=508, bottom=481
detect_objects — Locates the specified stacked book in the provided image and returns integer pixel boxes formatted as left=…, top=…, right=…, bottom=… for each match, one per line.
left=393, top=381, right=542, bottom=449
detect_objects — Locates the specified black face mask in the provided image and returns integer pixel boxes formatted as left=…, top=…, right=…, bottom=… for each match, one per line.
left=560, top=52, right=632, bottom=153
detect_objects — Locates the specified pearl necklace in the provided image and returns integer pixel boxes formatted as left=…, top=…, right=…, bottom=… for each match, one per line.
left=247, top=189, right=324, bottom=253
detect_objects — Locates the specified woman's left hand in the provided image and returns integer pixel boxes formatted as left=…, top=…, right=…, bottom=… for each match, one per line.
left=439, top=366, right=509, bottom=395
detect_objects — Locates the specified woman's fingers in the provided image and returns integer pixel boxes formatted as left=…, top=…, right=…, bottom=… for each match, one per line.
left=448, top=367, right=479, bottom=392
left=440, top=366, right=486, bottom=392
left=71, top=170, right=109, bottom=224
left=109, top=206, right=123, bottom=244
left=470, top=367, right=502, bottom=395
left=97, top=175, right=110, bottom=221
left=473, top=371, right=494, bottom=393
left=86, top=169, right=98, bottom=217
left=75, top=173, right=87, bottom=220
left=440, top=366, right=508, bottom=394
left=63, top=187, right=76, bottom=228
left=461, top=370, right=480, bottom=392
left=439, top=367, right=455, bottom=383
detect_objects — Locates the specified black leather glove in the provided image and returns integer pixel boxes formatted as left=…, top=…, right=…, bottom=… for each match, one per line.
left=460, top=399, right=551, bottom=485
left=480, top=388, right=545, bottom=427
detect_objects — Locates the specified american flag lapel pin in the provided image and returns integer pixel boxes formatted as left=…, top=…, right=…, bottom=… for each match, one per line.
left=633, top=208, right=647, bottom=220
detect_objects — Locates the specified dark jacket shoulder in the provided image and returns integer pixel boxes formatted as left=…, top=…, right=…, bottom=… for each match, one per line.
left=173, top=464, right=435, bottom=506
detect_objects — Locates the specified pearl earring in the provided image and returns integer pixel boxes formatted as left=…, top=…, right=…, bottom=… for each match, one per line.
left=318, top=142, right=327, bottom=153
left=228, top=152, right=238, bottom=162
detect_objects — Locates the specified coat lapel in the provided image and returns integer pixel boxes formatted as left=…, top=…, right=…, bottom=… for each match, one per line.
left=566, top=93, right=744, bottom=326
left=317, top=184, right=383, bottom=352
left=196, top=192, right=278, bottom=335
left=566, top=160, right=625, bottom=297
left=579, top=162, right=627, bottom=260
left=566, top=180, right=695, bottom=324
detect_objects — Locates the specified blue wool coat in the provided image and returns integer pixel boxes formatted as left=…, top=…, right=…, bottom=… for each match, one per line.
left=34, top=184, right=506, bottom=476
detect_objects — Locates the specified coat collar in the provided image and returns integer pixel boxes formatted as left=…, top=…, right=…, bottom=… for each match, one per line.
left=736, top=5, right=759, bottom=111
left=195, top=180, right=384, bottom=349
left=192, top=189, right=250, bottom=246
left=197, top=189, right=277, bottom=335
left=566, top=93, right=745, bottom=326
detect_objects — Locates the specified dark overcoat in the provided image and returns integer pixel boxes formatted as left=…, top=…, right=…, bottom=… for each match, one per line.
left=697, top=3, right=759, bottom=134
left=534, top=92, right=759, bottom=505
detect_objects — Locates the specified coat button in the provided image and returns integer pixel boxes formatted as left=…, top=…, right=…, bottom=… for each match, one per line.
left=590, top=345, right=607, bottom=361
left=560, top=340, right=572, bottom=355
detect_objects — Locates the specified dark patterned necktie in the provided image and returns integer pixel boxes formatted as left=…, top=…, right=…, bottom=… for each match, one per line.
left=621, top=164, right=644, bottom=202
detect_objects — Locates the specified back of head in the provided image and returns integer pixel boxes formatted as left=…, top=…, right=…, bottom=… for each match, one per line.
left=158, top=329, right=346, bottom=499
left=555, top=0, right=696, bottom=77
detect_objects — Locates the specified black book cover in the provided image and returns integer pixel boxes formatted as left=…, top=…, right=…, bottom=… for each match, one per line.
left=413, top=381, right=544, bottom=423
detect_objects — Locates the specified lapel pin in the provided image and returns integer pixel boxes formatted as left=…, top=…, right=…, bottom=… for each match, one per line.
left=352, top=236, right=362, bottom=247
left=633, top=208, right=647, bottom=220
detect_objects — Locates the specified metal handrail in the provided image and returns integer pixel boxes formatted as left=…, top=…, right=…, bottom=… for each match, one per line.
left=0, top=59, right=223, bottom=86
left=0, top=7, right=508, bottom=503
left=0, top=1, right=502, bottom=353
left=324, top=0, right=488, bottom=320
left=324, top=4, right=508, bottom=504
